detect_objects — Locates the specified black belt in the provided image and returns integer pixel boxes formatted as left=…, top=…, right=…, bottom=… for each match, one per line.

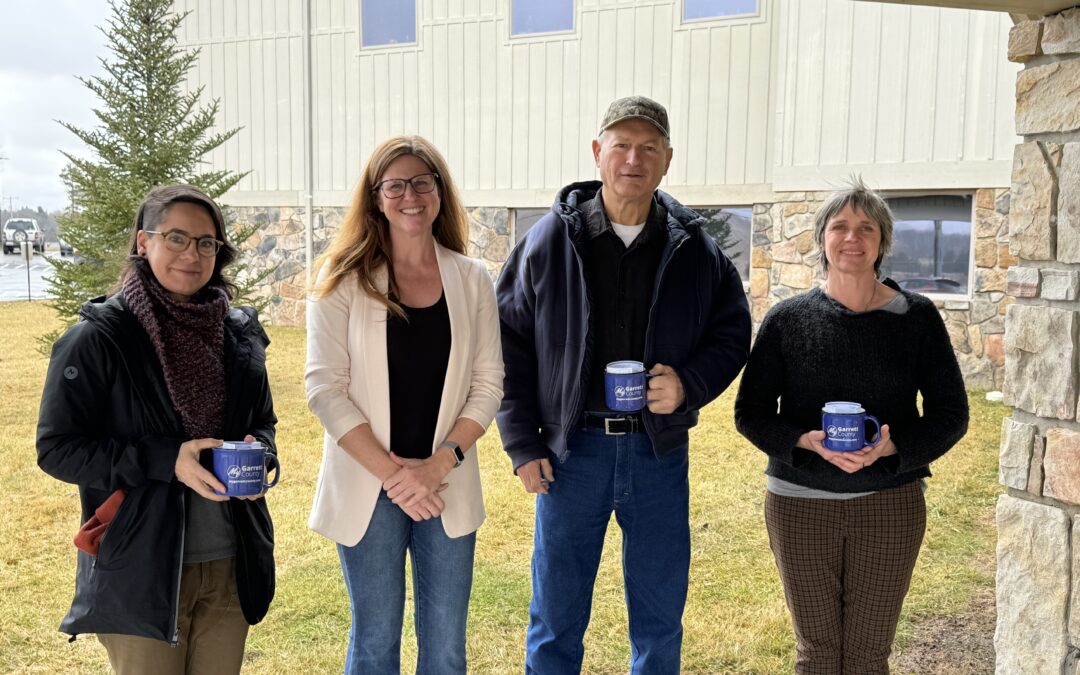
left=583, top=413, right=643, bottom=436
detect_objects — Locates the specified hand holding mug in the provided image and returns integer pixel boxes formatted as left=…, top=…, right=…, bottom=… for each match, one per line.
left=849, top=424, right=897, bottom=468
left=646, top=363, right=685, bottom=414
left=798, top=430, right=867, bottom=474
left=175, top=438, right=229, bottom=501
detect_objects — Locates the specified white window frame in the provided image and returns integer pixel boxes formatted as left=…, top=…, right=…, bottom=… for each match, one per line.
left=508, top=0, right=576, bottom=41
left=359, top=0, right=419, bottom=50
left=882, top=192, right=976, bottom=302
left=680, top=0, right=762, bottom=26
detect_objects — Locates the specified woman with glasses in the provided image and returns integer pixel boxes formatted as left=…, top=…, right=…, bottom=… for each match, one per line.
left=306, top=136, right=503, bottom=674
left=37, top=185, right=277, bottom=674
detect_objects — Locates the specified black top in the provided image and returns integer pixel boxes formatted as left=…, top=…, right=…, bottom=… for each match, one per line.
left=733, top=282, right=969, bottom=493
left=387, top=292, right=451, bottom=459
left=581, top=191, right=667, bottom=412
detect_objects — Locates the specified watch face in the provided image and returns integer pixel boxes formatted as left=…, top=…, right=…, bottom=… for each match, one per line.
left=443, top=442, right=463, bottom=466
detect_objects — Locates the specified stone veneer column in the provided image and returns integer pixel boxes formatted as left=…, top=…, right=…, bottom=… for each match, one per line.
left=996, top=9, right=1080, bottom=674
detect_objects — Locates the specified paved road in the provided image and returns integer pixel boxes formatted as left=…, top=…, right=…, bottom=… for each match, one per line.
left=0, top=251, right=60, bottom=301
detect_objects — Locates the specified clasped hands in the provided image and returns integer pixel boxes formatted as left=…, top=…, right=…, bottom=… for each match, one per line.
left=382, top=449, right=456, bottom=521
left=798, top=424, right=898, bottom=474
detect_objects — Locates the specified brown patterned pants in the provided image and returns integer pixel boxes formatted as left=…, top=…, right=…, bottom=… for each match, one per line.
left=765, top=481, right=926, bottom=675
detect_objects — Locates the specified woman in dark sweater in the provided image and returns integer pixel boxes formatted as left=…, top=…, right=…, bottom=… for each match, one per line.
left=734, top=177, right=968, bottom=674
left=37, top=185, right=276, bottom=673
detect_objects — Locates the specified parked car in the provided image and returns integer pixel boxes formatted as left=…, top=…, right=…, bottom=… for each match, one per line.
left=58, top=237, right=74, bottom=256
left=3, top=218, right=44, bottom=254
left=896, top=277, right=964, bottom=294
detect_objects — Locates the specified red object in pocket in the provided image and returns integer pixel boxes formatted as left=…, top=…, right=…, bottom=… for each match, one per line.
left=74, top=489, right=127, bottom=555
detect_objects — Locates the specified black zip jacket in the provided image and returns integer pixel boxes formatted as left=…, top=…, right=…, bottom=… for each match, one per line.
left=36, top=293, right=276, bottom=643
left=496, top=181, right=751, bottom=471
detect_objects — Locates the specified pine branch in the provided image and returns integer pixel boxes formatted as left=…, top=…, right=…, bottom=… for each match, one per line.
left=43, top=0, right=271, bottom=350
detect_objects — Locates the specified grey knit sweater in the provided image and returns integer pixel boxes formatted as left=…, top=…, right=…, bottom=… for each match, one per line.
left=734, top=282, right=969, bottom=493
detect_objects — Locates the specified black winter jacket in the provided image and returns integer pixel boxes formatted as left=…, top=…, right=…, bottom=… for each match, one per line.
left=496, top=181, right=751, bottom=471
left=36, top=293, right=276, bottom=644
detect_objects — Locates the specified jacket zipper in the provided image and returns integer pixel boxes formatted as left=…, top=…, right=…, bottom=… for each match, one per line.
left=561, top=227, right=592, bottom=454
left=169, top=490, right=186, bottom=646
left=641, top=231, right=689, bottom=439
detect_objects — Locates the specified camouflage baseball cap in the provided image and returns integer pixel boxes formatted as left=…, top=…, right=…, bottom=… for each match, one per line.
left=599, top=96, right=670, bottom=139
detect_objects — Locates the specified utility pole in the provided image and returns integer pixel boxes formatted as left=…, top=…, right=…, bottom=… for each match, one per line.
left=0, top=153, right=7, bottom=223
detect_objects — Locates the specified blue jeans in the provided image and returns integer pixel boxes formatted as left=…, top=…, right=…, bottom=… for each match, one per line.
left=525, top=427, right=691, bottom=674
left=337, top=491, right=476, bottom=675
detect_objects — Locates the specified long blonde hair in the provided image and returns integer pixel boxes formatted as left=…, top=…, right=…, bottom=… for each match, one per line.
left=313, top=136, right=469, bottom=316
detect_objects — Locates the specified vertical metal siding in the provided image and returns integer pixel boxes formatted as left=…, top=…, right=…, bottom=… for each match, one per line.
left=776, top=0, right=1018, bottom=173
left=174, top=0, right=1016, bottom=201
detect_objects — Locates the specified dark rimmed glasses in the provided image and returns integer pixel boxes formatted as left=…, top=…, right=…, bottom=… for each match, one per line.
left=144, top=229, right=225, bottom=257
left=372, top=172, right=440, bottom=199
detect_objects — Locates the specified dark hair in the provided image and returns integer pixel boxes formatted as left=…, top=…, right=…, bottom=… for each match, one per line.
left=120, top=184, right=239, bottom=298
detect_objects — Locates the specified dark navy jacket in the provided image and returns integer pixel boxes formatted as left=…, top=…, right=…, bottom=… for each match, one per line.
left=496, top=181, right=751, bottom=471
left=37, top=293, right=276, bottom=643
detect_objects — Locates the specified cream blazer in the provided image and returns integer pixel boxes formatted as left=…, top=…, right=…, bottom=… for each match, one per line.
left=305, top=243, right=504, bottom=545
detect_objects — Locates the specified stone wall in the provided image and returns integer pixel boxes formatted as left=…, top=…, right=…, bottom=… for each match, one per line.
left=996, top=9, right=1080, bottom=675
left=228, top=205, right=510, bottom=327
left=232, top=192, right=1012, bottom=389
left=749, top=189, right=1013, bottom=389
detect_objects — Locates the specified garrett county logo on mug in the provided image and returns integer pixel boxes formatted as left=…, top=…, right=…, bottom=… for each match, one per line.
left=228, top=466, right=243, bottom=479
left=827, top=425, right=839, bottom=437
left=615, top=386, right=627, bottom=397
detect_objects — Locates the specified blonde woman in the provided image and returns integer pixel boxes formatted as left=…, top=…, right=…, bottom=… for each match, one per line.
left=305, top=136, right=503, bottom=674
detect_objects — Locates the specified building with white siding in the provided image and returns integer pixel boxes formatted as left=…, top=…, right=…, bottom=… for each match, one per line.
left=174, top=0, right=1021, bottom=387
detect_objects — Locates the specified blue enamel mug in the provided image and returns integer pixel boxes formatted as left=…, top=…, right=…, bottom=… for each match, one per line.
left=604, top=360, right=651, bottom=412
left=211, top=441, right=280, bottom=497
left=821, top=402, right=881, bottom=452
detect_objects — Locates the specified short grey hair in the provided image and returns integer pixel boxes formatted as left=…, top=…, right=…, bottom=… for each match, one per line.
left=813, top=176, right=894, bottom=276
left=596, top=128, right=672, bottom=150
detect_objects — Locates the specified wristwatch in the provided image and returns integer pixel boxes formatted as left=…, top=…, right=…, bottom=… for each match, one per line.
left=440, top=440, right=464, bottom=468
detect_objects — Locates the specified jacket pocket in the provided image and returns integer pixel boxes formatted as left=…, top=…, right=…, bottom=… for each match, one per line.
left=93, top=490, right=137, bottom=568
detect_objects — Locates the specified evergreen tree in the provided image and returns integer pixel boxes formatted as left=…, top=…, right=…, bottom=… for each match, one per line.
left=42, top=0, right=269, bottom=349
left=697, top=207, right=742, bottom=261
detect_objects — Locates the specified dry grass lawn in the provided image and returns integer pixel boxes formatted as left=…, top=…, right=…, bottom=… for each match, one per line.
left=0, top=301, right=1003, bottom=674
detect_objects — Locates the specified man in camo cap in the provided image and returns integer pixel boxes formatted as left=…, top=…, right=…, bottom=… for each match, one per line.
left=496, top=95, right=751, bottom=673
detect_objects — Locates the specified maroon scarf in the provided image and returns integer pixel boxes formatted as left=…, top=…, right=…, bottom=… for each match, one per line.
left=123, top=267, right=230, bottom=439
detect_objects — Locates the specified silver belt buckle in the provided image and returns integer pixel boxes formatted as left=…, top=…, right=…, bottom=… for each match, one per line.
left=604, top=417, right=626, bottom=436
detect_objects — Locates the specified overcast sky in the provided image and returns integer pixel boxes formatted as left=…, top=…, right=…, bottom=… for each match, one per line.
left=0, top=1, right=111, bottom=212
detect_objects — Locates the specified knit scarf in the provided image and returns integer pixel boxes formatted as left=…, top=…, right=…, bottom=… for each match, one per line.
left=123, top=265, right=229, bottom=439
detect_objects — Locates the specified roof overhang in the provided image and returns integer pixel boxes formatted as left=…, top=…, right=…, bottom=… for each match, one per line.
left=856, top=0, right=1078, bottom=17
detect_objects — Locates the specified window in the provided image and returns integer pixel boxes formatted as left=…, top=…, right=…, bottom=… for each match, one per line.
left=683, top=0, right=758, bottom=22
left=880, top=195, right=972, bottom=296
left=512, top=0, right=574, bottom=36
left=514, top=209, right=548, bottom=244
left=696, top=207, right=751, bottom=281
left=361, top=0, right=416, bottom=47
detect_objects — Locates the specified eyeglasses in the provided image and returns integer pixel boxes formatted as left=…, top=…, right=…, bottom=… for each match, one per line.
left=144, top=229, right=225, bottom=257
left=372, top=173, right=439, bottom=199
